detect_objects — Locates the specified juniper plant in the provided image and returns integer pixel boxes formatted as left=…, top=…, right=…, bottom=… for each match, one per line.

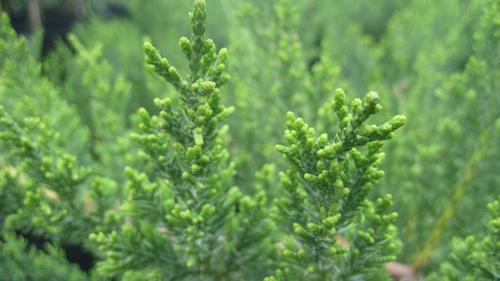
left=0, top=11, right=119, bottom=280
left=0, top=233, right=90, bottom=281
left=267, top=89, right=406, bottom=280
left=428, top=196, right=500, bottom=281
left=90, top=1, right=273, bottom=280
left=2, top=0, right=498, bottom=280
left=88, top=1, right=407, bottom=280
left=380, top=0, right=500, bottom=267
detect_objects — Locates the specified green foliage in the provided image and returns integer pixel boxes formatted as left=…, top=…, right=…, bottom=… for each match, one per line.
left=0, top=9, right=120, bottom=279
left=0, top=107, right=90, bottom=241
left=0, top=169, right=22, bottom=229
left=45, top=34, right=134, bottom=180
left=0, top=0, right=499, bottom=280
left=0, top=12, right=89, bottom=159
left=267, top=89, right=405, bottom=280
left=428, top=197, right=500, bottom=281
left=378, top=0, right=500, bottom=269
left=0, top=233, right=90, bottom=281
left=90, top=1, right=273, bottom=279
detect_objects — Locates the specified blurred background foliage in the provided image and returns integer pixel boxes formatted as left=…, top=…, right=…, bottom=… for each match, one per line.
left=0, top=0, right=499, bottom=279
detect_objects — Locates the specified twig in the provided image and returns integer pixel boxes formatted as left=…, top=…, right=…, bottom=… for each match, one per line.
left=27, top=0, right=42, bottom=30
left=68, top=0, right=85, bottom=19
left=386, top=262, right=423, bottom=281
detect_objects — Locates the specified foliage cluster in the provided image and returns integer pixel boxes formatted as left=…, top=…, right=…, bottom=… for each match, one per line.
left=0, top=0, right=499, bottom=280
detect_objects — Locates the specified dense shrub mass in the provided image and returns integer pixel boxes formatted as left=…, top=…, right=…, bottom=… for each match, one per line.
left=0, top=0, right=499, bottom=280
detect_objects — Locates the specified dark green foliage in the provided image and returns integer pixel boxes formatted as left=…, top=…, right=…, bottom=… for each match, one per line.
left=0, top=233, right=90, bottom=281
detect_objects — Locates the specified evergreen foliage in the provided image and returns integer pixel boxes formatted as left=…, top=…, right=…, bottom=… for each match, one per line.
left=90, top=1, right=273, bottom=279
left=267, top=90, right=405, bottom=280
left=0, top=233, right=90, bottom=281
left=0, top=0, right=499, bottom=280
left=428, top=197, right=500, bottom=281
